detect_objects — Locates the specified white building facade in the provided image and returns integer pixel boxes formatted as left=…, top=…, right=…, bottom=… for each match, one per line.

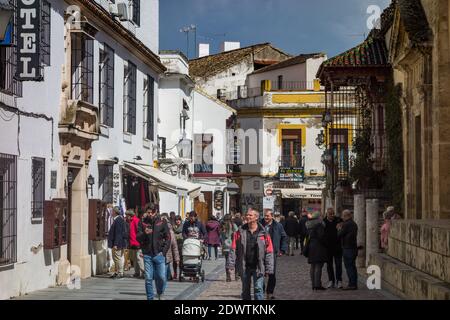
left=0, top=0, right=165, bottom=299
left=158, top=51, right=236, bottom=222
left=228, top=54, right=334, bottom=215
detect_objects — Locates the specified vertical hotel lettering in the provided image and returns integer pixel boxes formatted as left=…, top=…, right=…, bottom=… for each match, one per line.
left=16, top=0, right=41, bottom=81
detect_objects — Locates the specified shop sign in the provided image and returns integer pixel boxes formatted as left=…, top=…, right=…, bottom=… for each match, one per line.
left=214, top=190, right=224, bottom=211
left=263, top=196, right=275, bottom=210
left=16, top=0, right=42, bottom=81
left=279, top=167, right=305, bottom=182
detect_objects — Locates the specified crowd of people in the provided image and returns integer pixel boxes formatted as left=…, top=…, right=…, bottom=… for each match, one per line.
left=105, top=204, right=364, bottom=301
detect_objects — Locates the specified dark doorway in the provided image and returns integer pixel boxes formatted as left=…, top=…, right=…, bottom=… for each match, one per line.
left=282, top=199, right=301, bottom=217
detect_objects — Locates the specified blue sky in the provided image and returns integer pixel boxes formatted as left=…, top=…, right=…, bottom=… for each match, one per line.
left=160, top=0, right=391, bottom=59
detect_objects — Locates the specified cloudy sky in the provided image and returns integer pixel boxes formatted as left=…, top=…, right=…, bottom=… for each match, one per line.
left=160, top=0, right=391, bottom=59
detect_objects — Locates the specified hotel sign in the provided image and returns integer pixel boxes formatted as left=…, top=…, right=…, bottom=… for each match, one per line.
left=279, top=167, right=305, bottom=182
left=15, top=0, right=42, bottom=81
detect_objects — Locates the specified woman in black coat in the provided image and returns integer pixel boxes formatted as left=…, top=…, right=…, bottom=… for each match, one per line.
left=305, top=212, right=328, bottom=290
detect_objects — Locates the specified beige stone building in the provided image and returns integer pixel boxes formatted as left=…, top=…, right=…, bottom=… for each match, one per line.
left=319, top=0, right=450, bottom=299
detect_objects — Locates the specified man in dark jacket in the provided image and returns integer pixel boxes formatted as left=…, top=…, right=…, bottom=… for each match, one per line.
left=299, top=210, right=309, bottom=254
left=324, top=207, right=343, bottom=289
left=137, top=206, right=171, bottom=300
left=182, top=211, right=207, bottom=240
left=284, top=211, right=299, bottom=256
left=261, top=209, right=288, bottom=300
left=306, top=212, right=328, bottom=290
left=337, top=210, right=358, bottom=290
left=107, top=207, right=127, bottom=279
left=228, top=208, right=275, bottom=300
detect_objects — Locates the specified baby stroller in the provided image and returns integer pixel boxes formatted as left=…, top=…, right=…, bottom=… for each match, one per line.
left=179, top=238, right=205, bottom=283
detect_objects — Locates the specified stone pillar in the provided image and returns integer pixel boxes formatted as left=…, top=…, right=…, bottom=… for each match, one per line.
left=334, top=187, right=343, bottom=217
left=366, top=199, right=380, bottom=266
left=354, top=194, right=366, bottom=267
left=70, top=166, right=92, bottom=279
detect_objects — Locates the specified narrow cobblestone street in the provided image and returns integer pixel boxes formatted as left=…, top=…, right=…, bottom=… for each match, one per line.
left=197, top=248, right=399, bottom=300
left=14, top=248, right=398, bottom=300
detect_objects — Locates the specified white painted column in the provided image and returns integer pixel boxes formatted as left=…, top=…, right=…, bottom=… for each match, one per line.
left=354, top=194, right=366, bottom=267
left=366, top=199, right=380, bottom=266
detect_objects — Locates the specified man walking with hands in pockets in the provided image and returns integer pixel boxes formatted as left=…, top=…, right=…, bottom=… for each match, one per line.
left=228, top=208, right=275, bottom=300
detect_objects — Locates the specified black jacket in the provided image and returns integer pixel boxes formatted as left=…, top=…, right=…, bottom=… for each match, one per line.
left=261, top=220, right=288, bottom=254
left=338, top=219, right=358, bottom=250
left=306, top=218, right=328, bottom=264
left=107, top=215, right=127, bottom=249
left=284, top=217, right=300, bottom=237
left=299, top=216, right=308, bottom=238
left=324, top=216, right=343, bottom=256
left=137, top=216, right=171, bottom=257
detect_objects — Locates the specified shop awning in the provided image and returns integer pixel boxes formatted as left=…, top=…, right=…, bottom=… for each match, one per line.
left=280, top=189, right=323, bottom=199
left=122, top=162, right=201, bottom=199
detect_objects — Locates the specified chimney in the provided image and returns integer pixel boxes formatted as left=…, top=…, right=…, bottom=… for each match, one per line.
left=198, top=43, right=210, bottom=58
left=220, top=41, right=241, bottom=53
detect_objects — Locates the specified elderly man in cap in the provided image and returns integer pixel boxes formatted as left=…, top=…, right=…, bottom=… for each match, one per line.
left=107, top=206, right=127, bottom=278
left=125, top=209, right=145, bottom=278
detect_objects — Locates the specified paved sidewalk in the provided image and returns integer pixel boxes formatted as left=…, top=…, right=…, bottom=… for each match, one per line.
left=14, top=259, right=223, bottom=300
left=197, top=248, right=399, bottom=300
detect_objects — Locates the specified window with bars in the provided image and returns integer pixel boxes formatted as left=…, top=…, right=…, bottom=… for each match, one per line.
left=98, top=164, right=113, bottom=203
left=131, top=0, right=140, bottom=26
left=99, top=44, right=115, bottom=127
left=123, top=61, right=137, bottom=134
left=41, top=0, right=51, bottom=66
left=0, top=153, right=17, bottom=266
left=0, top=0, right=22, bottom=97
left=143, top=75, right=154, bottom=140
left=31, top=158, right=45, bottom=220
left=71, top=32, right=94, bottom=104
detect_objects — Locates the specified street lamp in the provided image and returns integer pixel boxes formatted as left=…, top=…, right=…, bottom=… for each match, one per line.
left=315, top=130, right=325, bottom=148
left=87, top=174, right=95, bottom=197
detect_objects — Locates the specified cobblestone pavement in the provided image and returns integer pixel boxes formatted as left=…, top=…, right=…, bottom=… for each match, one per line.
left=14, top=259, right=223, bottom=300
left=197, top=248, right=399, bottom=300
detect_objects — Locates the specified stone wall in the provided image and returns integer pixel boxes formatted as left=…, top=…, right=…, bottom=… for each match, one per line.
left=387, top=220, right=450, bottom=284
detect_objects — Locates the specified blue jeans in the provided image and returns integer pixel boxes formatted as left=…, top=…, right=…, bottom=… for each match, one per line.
left=241, top=268, right=264, bottom=300
left=343, top=248, right=358, bottom=287
left=143, top=254, right=167, bottom=300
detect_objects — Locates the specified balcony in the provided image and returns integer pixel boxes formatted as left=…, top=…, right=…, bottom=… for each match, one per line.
left=226, top=80, right=324, bottom=109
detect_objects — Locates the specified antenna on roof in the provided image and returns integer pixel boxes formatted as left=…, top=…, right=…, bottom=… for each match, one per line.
left=179, top=24, right=197, bottom=59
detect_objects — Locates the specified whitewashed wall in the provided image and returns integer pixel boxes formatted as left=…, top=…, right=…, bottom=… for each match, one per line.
left=0, top=0, right=67, bottom=299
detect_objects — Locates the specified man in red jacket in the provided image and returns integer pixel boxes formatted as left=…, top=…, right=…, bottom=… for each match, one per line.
left=125, top=210, right=144, bottom=278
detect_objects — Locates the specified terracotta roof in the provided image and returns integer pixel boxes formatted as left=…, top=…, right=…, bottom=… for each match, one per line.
left=322, top=37, right=388, bottom=68
left=189, top=43, right=289, bottom=79
left=251, top=53, right=325, bottom=75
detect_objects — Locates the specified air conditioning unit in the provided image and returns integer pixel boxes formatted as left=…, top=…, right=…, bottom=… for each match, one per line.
left=110, top=2, right=129, bottom=21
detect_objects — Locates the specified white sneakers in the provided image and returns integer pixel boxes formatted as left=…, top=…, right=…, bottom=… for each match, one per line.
left=326, top=281, right=335, bottom=288
left=336, top=281, right=343, bottom=289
